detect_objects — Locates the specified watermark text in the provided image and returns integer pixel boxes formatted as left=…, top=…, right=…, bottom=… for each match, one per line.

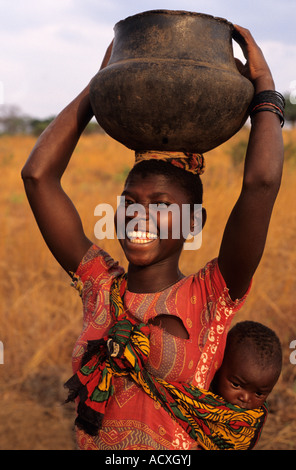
left=105, top=453, right=191, bottom=467
left=290, top=340, right=296, bottom=365
left=0, top=341, right=3, bottom=364
left=0, top=81, right=3, bottom=105
left=290, top=80, right=296, bottom=105
left=94, top=197, right=203, bottom=251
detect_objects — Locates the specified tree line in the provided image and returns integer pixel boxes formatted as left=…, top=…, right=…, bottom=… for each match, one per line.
left=0, top=105, right=104, bottom=136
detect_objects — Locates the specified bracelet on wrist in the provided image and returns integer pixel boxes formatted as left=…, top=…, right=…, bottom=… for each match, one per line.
left=249, top=90, right=285, bottom=127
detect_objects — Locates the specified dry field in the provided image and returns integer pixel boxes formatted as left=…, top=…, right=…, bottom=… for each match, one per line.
left=1, top=129, right=296, bottom=450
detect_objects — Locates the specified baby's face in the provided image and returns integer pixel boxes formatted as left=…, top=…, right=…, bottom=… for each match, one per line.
left=214, top=353, right=277, bottom=409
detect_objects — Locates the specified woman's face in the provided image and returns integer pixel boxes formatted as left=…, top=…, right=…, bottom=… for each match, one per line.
left=114, top=173, right=198, bottom=267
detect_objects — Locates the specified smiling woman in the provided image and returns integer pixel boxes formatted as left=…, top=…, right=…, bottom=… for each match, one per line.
left=21, top=23, right=284, bottom=450
left=94, top=195, right=200, bottom=246
left=113, top=159, right=204, bottom=292
left=93, top=157, right=204, bottom=251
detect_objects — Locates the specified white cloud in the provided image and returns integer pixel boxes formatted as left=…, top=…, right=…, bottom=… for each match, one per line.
left=260, top=41, right=296, bottom=94
left=1, top=0, right=73, bottom=32
left=1, top=1, right=295, bottom=117
left=0, top=10, right=113, bottom=117
left=233, top=38, right=296, bottom=95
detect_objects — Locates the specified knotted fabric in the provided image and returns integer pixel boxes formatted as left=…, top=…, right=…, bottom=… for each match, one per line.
left=65, top=274, right=267, bottom=450
left=134, top=150, right=205, bottom=175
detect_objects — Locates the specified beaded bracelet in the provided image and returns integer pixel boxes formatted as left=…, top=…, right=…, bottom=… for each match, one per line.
left=249, top=90, right=285, bottom=127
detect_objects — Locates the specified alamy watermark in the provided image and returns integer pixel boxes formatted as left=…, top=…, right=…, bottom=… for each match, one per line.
left=290, top=80, right=296, bottom=105
left=0, top=341, right=3, bottom=365
left=94, top=197, right=203, bottom=250
left=0, top=81, right=4, bottom=105
left=290, top=340, right=296, bottom=365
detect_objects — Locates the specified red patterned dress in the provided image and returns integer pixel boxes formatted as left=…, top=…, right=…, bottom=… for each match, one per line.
left=71, top=244, right=250, bottom=450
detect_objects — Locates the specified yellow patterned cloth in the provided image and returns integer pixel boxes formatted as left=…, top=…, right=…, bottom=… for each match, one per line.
left=134, top=150, right=205, bottom=175
left=65, top=274, right=267, bottom=450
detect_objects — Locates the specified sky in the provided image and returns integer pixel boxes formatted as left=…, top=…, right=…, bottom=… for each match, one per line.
left=1, top=0, right=296, bottom=118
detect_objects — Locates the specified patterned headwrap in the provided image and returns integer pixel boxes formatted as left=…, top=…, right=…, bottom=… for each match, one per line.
left=134, top=151, right=205, bottom=176
left=65, top=273, right=267, bottom=450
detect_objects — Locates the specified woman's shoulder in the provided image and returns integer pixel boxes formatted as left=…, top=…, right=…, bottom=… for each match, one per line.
left=71, top=244, right=125, bottom=294
left=78, top=244, right=122, bottom=272
left=192, top=257, right=251, bottom=307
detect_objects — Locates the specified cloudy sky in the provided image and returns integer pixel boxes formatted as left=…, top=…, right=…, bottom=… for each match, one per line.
left=1, top=0, right=295, bottom=118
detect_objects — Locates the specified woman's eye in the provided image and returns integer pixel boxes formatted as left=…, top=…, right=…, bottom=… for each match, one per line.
left=125, top=199, right=135, bottom=206
left=255, top=392, right=263, bottom=398
left=119, top=196, right=134, bottom=207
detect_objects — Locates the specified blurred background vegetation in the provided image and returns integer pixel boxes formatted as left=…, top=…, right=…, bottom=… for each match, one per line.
left=0, top=104, right=103, bottom=136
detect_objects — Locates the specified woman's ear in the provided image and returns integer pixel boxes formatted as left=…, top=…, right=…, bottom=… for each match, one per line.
left=190, top=206, right=207, bottom=234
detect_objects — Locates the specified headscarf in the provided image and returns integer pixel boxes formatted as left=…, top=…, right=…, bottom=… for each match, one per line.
left=134, top=151, right=205, bottom=175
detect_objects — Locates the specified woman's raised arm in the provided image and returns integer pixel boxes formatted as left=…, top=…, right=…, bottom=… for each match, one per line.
left=21, top=42, right=113, bottom=274
left=218, top=26, right=284, bottom=300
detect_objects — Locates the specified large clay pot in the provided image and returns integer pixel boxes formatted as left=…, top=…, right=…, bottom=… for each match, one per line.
left=90, top=10, right=254, bottom=153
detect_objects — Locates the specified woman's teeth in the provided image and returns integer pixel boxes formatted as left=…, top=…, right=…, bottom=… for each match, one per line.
left=127, top=231, right=158, bottom=244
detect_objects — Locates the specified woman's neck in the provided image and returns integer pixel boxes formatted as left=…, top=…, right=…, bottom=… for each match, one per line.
left=127, top=261, right=184, bottom=293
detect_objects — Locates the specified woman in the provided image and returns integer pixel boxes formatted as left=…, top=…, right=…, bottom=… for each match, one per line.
left=21, top=25, right=284, bottom=450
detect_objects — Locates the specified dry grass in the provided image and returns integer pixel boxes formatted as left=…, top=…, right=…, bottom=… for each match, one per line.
left=0, top=129, right=296, bottom=450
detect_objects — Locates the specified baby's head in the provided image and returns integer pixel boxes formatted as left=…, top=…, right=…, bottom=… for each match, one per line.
left=212, top=321, right=282, bottom=409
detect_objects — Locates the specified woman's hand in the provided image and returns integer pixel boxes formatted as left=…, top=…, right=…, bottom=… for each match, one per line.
left=233, top=24, right=274, bottom=93
left=99, top=40, right=114, bottom=70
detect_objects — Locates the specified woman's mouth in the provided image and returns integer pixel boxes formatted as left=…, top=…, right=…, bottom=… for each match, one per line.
left=127, top=230, right=158, bottom=244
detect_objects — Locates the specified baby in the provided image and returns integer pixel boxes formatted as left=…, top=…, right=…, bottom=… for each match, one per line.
left=211, top=320, right=282, bottom=410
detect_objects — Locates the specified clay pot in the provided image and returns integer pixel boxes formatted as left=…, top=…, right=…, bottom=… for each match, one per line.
left=89, top=10, right=254, bottom=153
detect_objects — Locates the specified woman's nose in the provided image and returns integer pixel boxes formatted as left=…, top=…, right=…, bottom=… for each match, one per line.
left=124, top=205, right=150, bottom=230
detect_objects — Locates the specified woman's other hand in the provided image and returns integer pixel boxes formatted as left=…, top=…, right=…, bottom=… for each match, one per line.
left=233, top=24, right=275, bottom=93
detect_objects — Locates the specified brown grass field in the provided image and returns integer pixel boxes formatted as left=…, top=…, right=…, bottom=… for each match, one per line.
left=1, top=128, right=296, bottom=450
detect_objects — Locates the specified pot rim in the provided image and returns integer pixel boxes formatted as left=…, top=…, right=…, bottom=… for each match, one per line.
left=115, top=10, right=233, bottom=29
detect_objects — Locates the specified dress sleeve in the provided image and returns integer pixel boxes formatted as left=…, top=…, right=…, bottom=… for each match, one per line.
left=196, top=258, right=252, bottom=322
left=191, top=259, right=252, bottom=388
left=70, top=243, right=125, bottom=298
